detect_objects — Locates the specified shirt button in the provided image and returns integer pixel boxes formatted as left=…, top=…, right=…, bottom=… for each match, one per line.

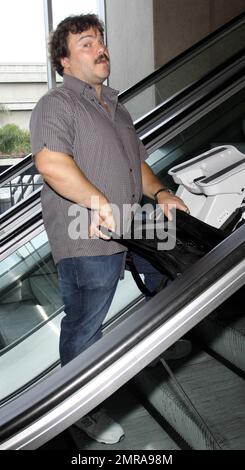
left=129, top=168, right=133, bottom=172
left=132, top=194, right=135, bottom=198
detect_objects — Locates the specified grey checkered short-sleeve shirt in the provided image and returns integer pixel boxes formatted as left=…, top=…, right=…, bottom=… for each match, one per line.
left=30, top=74, right=148, bottom=264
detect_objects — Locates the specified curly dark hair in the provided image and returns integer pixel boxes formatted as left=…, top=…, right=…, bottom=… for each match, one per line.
left=50, top=14, right=104, bottom=77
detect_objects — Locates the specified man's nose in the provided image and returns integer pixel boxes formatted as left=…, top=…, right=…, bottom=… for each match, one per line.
left=97, top=43, right=107, bottom=55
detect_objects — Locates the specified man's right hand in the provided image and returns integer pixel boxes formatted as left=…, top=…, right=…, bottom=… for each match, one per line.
left=89, top=201, right=116, bottom=240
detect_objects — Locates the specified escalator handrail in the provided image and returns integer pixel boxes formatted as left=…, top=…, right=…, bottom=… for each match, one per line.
left=142, top=60, right=245, bottom=149
left=119, top=11, right=245, bottom=103
left=0, top=153, right=33, bottom=187
left=0, top=208, right=42, bottom=254
left=0, top=187, right=41, bottom=227
left=0, top=223, right=244, bottom=443
left=135, top=49, right=245, bottom=135
left=1, top=12, right=244, bottom=189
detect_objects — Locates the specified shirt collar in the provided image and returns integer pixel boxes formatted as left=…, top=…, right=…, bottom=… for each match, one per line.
left=62, top=74, right=119, bottom=103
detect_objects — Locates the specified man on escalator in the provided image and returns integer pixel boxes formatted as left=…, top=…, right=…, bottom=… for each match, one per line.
left=30, top=13, right=190, bottom=445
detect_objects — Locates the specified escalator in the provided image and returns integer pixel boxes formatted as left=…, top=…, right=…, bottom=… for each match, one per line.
left=0, top=14, right=245, bottom=450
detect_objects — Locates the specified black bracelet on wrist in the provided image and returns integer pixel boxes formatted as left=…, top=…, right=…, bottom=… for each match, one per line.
left=153, top=187, right=173, bottom=201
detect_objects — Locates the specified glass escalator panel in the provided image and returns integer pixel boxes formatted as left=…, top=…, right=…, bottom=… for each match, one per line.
left=0, top=228, right=144, bottom=402
left=0, top=230, right=62, bottom=401
left=0, top=231, right=62, bottom=351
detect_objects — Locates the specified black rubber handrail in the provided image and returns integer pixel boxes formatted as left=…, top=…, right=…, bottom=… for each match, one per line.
left=0, top=153, right=33, bottom=186
left=142, top=64, right=245, bottom=149
left=0, top=223, right=244, bottom=442
left=0, top=187, right=41, bottom=226
left=135, top=49, right=245, bottom=135
left=0, top=208, right=42, bottom=253
left=119, top=11, right=245, bottom=103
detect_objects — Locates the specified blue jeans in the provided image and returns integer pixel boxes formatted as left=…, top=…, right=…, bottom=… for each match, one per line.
left=57, top=252, right=165, bottom=366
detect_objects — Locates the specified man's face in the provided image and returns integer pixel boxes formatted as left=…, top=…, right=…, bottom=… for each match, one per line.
left=61, top=27, right=110, bottom=85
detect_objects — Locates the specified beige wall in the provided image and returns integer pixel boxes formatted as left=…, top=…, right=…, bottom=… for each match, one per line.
left=106, top=0, right=155, bottom=91
left=0, top=64, right=61, bottom=130
left=0, top=110, right=33, bottom=130
left=0, top=82, right=48, bottom=131
left=210, top=0, right=245, bottom=30
left=153, top=0, right=245, bottom=68
left=105, top=0, right=156, bottom=120
left=152, top=0, right=245, bottom=104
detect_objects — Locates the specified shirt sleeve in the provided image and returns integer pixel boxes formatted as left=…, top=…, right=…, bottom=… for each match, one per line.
left=30, top=92, right=74, bottom=158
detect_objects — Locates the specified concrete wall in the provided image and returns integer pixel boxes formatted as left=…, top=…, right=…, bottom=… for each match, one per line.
left=106, top=0, right=155, bottom=90
left=153, top=0, right=245, bottom=68
left=0, top=64, right=61, bottom=130
left=152, top=0, right=245, bottom=103
left=0, top=109, right=36, bottom=130
left=0, top=80, right=48, bottom=129
left=210, top=0, right=245, bottom=30
left=105, top=0, right=155, bottom=119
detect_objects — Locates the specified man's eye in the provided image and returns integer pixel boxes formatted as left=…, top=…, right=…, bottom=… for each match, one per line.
left=83, top=43, right=92, bottom=48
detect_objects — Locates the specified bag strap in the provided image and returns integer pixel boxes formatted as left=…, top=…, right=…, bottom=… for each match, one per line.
left=126, top=253, right=156, bottom=297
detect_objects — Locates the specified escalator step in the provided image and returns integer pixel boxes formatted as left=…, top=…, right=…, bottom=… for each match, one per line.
left=134, top=347, right=245, bottom=450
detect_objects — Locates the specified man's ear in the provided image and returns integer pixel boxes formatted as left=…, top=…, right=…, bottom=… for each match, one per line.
left=61, top=57, right=70, bottom=70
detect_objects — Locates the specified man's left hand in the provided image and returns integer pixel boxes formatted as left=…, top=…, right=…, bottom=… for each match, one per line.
left=156, top=191, right=189, bottom=221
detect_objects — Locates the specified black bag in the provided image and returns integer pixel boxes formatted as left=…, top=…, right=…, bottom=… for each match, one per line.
left=109, top=209, right=227, bottom=296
